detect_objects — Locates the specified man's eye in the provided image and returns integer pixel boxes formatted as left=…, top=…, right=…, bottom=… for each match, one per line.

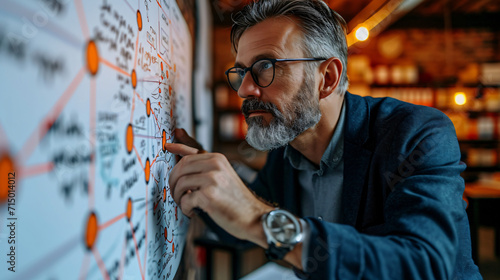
left=256, top=60, right=273, bottom=72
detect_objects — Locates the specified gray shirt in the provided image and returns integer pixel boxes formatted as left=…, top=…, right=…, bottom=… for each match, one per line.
left=284, top=101, right=345, bottom=223
left=283, top=101, right=345, bottom=271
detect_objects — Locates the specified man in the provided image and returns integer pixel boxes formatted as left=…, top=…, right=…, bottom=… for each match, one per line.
left=166, top=0, right=482, bottom=278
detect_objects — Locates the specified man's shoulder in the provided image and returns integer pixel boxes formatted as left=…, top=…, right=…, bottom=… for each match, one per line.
left=345, top=92, right=458, bottom=153
left=347, top=92, right=451, bottom=129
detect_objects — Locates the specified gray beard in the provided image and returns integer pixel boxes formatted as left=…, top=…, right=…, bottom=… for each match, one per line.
left=243, top=77, right=321, bottom=151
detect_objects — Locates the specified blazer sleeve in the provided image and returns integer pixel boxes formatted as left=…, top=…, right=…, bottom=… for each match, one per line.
left=300, top=108, right=479, bottom=279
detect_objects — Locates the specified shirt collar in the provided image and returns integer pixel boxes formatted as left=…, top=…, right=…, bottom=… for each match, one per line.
left=284, top=101, right=345, bottom=172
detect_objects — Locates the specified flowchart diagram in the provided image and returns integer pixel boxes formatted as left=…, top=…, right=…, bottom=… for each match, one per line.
left=0, top=0, right=193, bottom=279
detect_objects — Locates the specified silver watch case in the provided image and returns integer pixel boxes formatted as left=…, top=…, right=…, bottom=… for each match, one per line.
left=262, top=209, right=303, bottom=249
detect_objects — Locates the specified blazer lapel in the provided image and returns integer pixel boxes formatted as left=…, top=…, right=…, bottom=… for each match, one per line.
left=283, top=162, right=301, bottom=215
left=342, top=142, right=372, bottom=227
left=341, top=92, right=373, bottom=228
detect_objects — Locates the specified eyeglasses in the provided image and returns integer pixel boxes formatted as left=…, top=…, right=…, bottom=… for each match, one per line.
left=224, top=57, right=327, bottom=91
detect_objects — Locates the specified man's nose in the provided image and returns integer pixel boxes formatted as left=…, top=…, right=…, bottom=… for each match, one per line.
left=237, top=73, right=261, bottom=99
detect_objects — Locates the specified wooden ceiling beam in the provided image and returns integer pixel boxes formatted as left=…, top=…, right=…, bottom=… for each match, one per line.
left=347, top=0, right=390, bottom=31
left=467, top=0, right=495, bottom=13
left=451, top=0, right=473, bottom=12
left=347, top=0, right=424, bottom=46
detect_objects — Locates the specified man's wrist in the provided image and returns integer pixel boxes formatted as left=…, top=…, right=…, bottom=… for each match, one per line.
left=245, top=205, right=275, bottom=248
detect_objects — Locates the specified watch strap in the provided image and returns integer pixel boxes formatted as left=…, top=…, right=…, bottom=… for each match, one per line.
left=265, top=242, right=292, bottom=260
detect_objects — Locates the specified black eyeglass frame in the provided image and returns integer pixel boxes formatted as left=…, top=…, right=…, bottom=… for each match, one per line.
left=224, top=57, right=327, bottom=91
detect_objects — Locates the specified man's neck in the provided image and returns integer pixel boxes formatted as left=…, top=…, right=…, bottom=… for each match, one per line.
left=290, top=94, right=344, bottom=166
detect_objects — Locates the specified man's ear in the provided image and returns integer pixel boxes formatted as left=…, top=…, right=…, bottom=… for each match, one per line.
left=318, top=57, right=343, bottom=99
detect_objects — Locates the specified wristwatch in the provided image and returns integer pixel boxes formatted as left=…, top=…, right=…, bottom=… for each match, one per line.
left=262, top=209, right=304, bottom=260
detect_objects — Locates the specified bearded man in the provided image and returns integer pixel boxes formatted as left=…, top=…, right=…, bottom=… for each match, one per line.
left=166, top=0, right=481, bottom=279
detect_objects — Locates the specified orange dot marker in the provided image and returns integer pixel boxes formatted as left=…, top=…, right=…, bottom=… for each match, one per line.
left=146, top=98, right=151, bottom=117
left=162, top=130, right=167, bottom=152
left=174, top=64, right=176, bottom=72
left=169, top=86, right=172, bottom=97
left=163, top=187, right=166, bottom=202
left=86, top=40, right=99, bottom=76
left=126, top=198, right=133, bottom=221
left=159, top=88, right=161, bottom=94
left=126, top=124, right=134, bottom=154
left=166, top=71, right=169, bottom=79
left=137, top=10, right=143, bottom=31
left=144, top=158, right=150, bottom=184
left=0, top=153, right=15, bottom=203
left=164, top=227, right=168, bottom=241
left=170, top=108, right=173, bottom=119
left=131, top=69, right=137, bottom=89
left=172, top=242, right=175, bottom=253
left=161, top=62, right=163, bottom=72
left=85, top=212, right=98, bottom=250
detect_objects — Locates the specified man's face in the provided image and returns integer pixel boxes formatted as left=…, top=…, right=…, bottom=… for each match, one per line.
left=234, top=17, right=322, bottom=151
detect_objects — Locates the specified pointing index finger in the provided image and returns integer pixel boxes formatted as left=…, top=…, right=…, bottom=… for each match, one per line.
left=164, top=143, right=200, bottom=156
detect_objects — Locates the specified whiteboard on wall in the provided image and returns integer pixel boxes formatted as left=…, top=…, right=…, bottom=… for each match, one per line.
left=0, top=0, right=193, bottom=279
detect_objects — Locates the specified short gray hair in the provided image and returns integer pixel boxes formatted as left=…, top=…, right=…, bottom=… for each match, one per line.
left=230, top=0, right=349, bottom=94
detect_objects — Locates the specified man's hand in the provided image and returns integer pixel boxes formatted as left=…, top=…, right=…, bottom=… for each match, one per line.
left=172, top=128, right=204, bottom=151
left=165, top=142, right=274, bottom=246
left=170, top=128, right=206, bottom=163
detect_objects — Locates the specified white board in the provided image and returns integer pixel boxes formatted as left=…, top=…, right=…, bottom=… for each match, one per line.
left=0, top=0, right=193, bottom=279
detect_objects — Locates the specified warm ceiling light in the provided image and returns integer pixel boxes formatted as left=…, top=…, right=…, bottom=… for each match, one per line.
left=355, top=26, right=369, bottom=41
left=454, top=92, right=466, bottom=105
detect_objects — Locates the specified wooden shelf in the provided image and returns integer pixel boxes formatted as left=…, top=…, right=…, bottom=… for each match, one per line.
left=370, top=83, right=500, bottom=88
left=437, top=108, right=500, bottom=114
left=459, top=140, right=500, bottom=145
left=464, top=166, right=500, bottom=173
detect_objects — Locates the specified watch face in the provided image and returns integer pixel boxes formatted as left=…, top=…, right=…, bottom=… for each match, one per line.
left=266, top=210, right=300, bottom=244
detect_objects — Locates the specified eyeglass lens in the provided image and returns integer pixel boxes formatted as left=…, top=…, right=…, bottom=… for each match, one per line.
left=227, top=59, right=275, bottom=91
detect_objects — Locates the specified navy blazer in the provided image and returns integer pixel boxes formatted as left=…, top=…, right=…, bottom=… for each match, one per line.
left=249, top=92, right=482, bottom=279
